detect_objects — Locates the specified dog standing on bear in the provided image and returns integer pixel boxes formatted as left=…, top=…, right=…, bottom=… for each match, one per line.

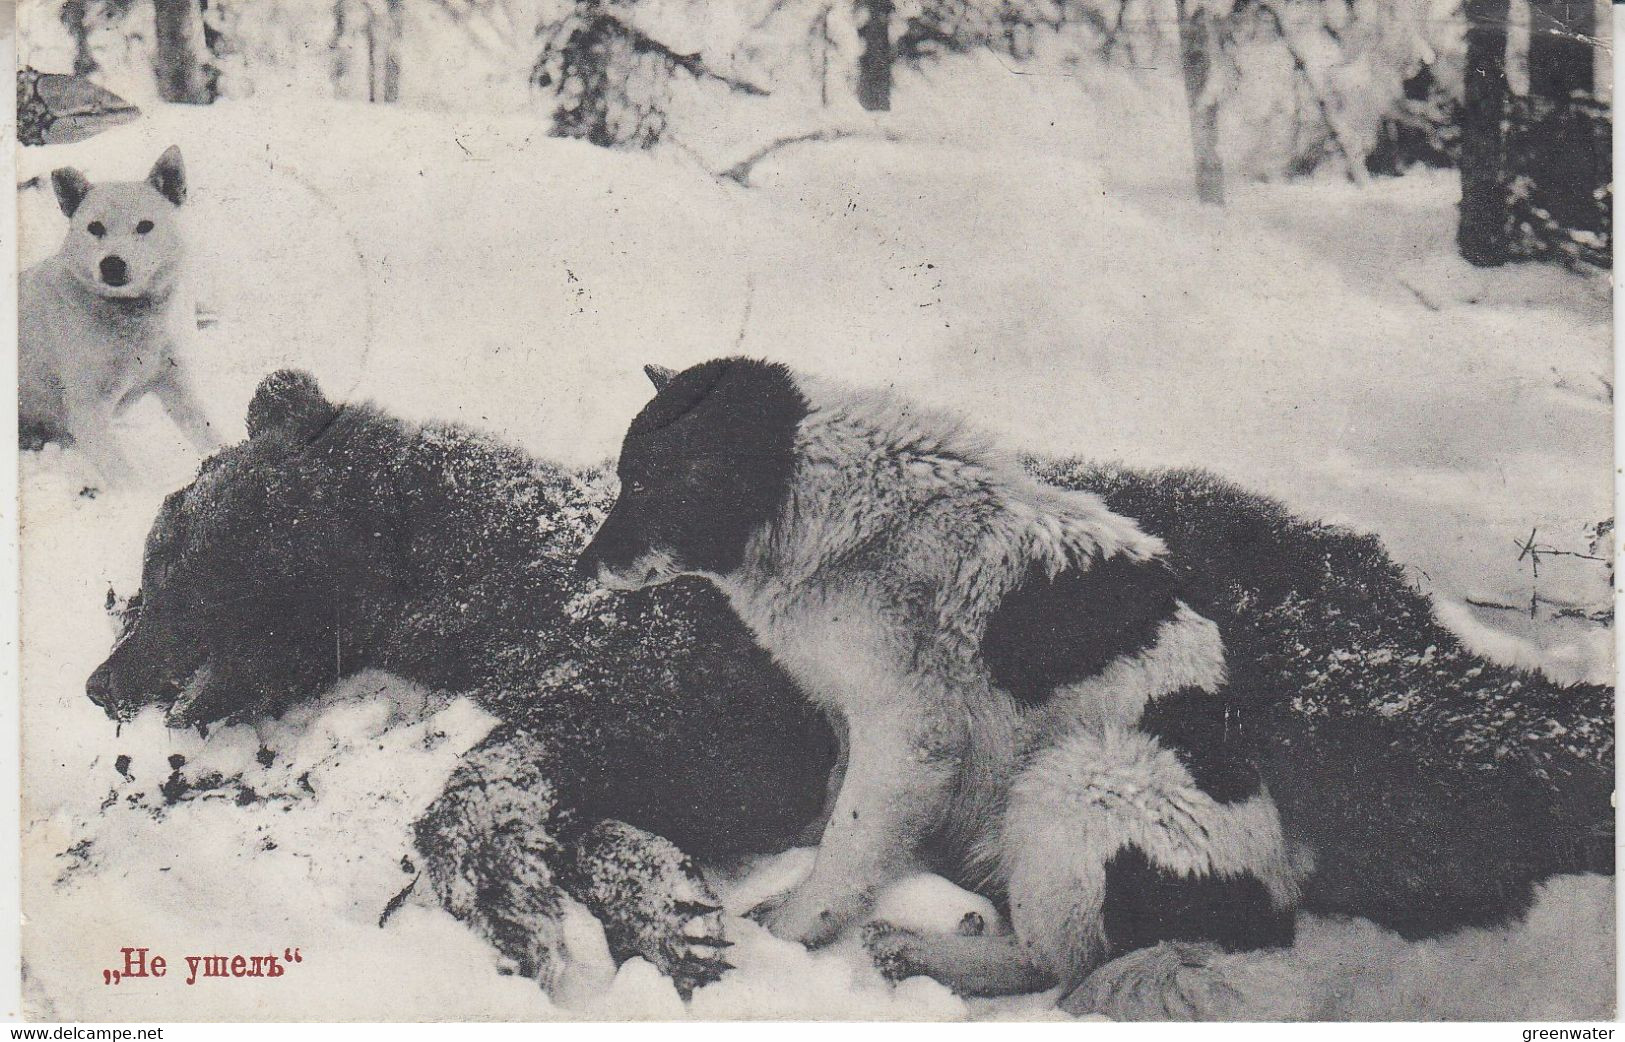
left=20, top=146, right=220, bottom=484
left=579, top=358, right=1613, bottom=1017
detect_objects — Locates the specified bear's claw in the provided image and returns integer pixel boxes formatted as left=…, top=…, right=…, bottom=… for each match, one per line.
left=566, top=819, right=736, bottom=998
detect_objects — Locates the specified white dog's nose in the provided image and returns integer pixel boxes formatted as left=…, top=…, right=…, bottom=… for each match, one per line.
left=99, top=255, right=129, bottom=286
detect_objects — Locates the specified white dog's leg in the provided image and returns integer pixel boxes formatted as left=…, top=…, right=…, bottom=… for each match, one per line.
left=69, top=405, right=137, bottom=488
left=153, top=369, right=223, bottom=453
left=753, top=697, right=965, bottom=947
left=862, top=921, right=1056, bottom=996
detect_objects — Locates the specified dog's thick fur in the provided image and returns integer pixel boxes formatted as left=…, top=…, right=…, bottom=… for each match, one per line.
left=20, top=146, right=219, bottom=483
left=86, top=371, right=836, bottom=996
left=579, top=358, right=1613, bottom=1016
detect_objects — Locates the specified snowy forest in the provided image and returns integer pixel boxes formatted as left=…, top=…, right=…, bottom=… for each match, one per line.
left=14, top=0, right=1615, bottom=1025
left=16, top=0, right=1614, bottom=267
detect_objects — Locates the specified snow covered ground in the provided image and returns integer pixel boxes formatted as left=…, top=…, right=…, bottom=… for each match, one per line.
left=17, top=54, right=1613, bottom=1020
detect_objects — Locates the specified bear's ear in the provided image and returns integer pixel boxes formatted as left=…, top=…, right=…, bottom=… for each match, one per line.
left=247, top=370, right=338, bottom=443
left=644, top=364, right=678, bottom=391
left=51, top=167, right=93, bottom=217
left=146, top=145, right=186, bottom=206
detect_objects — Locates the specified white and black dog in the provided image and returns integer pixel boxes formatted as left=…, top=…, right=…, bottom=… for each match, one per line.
left=577, top=358, right=1612, bottom=1017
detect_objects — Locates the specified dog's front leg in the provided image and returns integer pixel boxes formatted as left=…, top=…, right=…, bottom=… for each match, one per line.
left=69, top=406, right=136, bottom=488
left=153, top=369, right=223, bottom=453
left=753, top=695, right=966, bottom=947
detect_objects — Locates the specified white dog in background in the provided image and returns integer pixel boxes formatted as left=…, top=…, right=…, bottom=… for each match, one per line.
left=19, top=145, right=221, bottom=486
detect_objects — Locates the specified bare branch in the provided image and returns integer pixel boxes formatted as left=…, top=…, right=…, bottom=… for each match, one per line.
left=1256, top=0, right=1370, bottom=187
left=720, top=128, right=862, bottom=186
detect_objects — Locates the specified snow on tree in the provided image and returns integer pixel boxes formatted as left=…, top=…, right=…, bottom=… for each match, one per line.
left=529, top=0, right=768, bottom=148
left=15, top=66, right=140, bottom=146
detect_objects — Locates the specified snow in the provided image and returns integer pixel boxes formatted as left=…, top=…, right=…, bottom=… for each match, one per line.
left=17, top=50, right=1611, bottom=1020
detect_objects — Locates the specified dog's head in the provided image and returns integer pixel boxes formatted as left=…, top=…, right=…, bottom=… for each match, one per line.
left=51, top=145, right=187, bottom=300
left=577, top=358, right=808, bottom=590
left=86, top=370, right=356, bottom=729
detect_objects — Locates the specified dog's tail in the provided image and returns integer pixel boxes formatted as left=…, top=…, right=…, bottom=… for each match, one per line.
left=1061, top=941, right=1313, bottom=1022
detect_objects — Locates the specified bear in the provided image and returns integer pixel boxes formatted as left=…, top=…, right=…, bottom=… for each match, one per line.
left=85, top=368, right=1612, bottom=1014
left=84, top=369, right=838, bottom=995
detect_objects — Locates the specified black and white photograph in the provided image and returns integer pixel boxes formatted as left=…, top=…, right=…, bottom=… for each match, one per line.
left=6, top=0, right=1617, bottom=1024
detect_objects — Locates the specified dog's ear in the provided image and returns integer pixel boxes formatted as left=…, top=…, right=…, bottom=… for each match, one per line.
left=247, top=370, right=338, bottom=443
left=146, top=145, right=186, bottom=206
left=644, top=364, right=678, bottom=391
left=51, top=167, right=93, bottom=218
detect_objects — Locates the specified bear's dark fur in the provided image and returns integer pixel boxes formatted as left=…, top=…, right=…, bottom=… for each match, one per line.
left=88, top=371, right=1612, bottom=1002
left=1033, top=458, right=1614, bottom=938
left=87, top=370, right=837, bottom=994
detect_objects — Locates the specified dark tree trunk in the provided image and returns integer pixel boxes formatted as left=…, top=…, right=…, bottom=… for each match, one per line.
left=1174, top=0, right=1225, bottom=205
left=153, top=0, right=215, bottom=104
left=856, top=0, right=893, bottom=112
left=60, top=0, right=99, bottom=77
left=1457, top=0, right=1510, bottom=266
left=1528, top=0, right=1595, bottom=98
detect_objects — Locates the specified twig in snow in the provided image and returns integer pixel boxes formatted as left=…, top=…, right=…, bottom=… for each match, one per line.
left=735, top=273, right=755, bottom=351
left=379, top=872, right=420, bottom=927
left=1398, top=279, right=1441, bottom=311
left=1465, top=596, right=1524, bottom=613
left=721, top=129, right=865, bottom=186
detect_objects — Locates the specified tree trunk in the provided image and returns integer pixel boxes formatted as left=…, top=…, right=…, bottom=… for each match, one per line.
left=856, top=0, right=892, bottom=112
left=1528, top=0, right=1594, bottom=98
left=153, top=0, right=215, bottom=104
left=331, top=0, right=352, bottom=97
left=367, top=0, right=404, bottom=104
left=1174, top=0, right=1225, bottom=205
left=1457, top=0, right=1511, bottom=266
left=60, top=0, right=99, bottom=77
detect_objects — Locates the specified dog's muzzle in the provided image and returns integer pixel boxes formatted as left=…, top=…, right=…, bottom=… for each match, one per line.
left=99, top=255, right=129, bottom=287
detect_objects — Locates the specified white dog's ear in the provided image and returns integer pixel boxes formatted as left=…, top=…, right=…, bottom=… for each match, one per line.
left=51, top=167, right=93, bottom=217
left=247, top=369, right=338, bottom=443
left=644, top=364, right=678, bottom=391
left=147, top=145, right=186, bottom=206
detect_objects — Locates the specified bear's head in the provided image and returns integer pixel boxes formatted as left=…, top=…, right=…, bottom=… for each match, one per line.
left=86, top=370, right=395, bottom=729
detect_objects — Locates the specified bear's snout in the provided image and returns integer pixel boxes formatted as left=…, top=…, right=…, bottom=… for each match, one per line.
left=99, top=255, right=129, bottom=287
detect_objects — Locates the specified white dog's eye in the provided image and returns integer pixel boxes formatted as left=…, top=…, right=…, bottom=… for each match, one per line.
left=136, top=220, right=154, bottom=235
left=87, top=221, right=105, bottom=237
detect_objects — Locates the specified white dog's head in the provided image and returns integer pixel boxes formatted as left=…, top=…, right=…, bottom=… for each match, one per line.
left=50, top=145, right=188, bottom=301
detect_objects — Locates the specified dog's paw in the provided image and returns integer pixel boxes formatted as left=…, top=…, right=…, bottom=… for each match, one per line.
left=1063, top=941, right=1243, bottom=1021
left=747, top=882, right=865, bottom=948
left=861, top=920, right=929, bottom=982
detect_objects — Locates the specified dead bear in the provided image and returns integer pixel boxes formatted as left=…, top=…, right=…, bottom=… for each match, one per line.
left=85, top=369, right=838, bottom=995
